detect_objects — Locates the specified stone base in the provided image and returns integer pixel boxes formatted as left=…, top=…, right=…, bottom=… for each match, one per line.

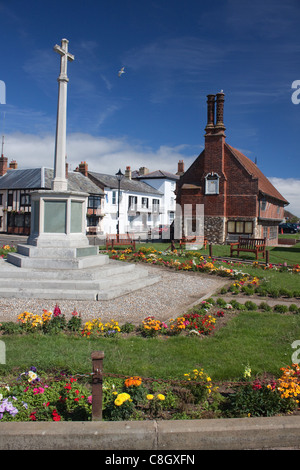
left=2, top=241, right=160, bottom=301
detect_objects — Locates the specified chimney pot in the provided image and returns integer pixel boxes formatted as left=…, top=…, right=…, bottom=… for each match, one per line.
left=125, top=166, right=132, bottom=179
left=215, top=91, right=226, bottom=132
left=176, top=160, right=184, bottom=175
left=205, top=94, right=215, bottom=134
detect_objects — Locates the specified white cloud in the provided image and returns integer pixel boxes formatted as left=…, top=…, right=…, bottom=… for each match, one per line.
left=268, top=177, right=300, bottom=217
left=4, top=131, right=196, bottom=176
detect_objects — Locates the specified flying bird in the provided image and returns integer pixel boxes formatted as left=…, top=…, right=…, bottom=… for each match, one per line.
left=118, top=66, right=125, bottom=77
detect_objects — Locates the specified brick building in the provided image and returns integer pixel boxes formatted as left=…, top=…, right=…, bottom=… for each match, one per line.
left=175, top=92, right=288, bottom=245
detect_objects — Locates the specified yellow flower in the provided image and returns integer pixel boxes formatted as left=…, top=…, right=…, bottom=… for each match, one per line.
left=147, top=394, right=154, bottom=400
left=157, top=394, right=165, bottom=401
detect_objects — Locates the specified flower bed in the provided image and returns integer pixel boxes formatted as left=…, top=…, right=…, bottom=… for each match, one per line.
left=1, top=363, right=300, bottom=421
left=0, top=299, right=222, bottom=338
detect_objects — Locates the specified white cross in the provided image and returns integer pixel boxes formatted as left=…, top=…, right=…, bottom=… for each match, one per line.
left=54, top=38, right=74, bottom=81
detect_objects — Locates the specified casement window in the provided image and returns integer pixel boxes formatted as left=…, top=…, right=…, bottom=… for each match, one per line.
left=227, top=220, right=253, bottom=234
left=205, top=173, right=219, bottom=194
left=152, top=199, right=160, bottom=212
left=141, top=197, right=149, bottom=209
left=20, top=193, right=31, bottom=206
left=87, top=215, right=99, bottom=227
left=7, top=192, right=13, bottom=207
left=112, top=191, right=117, bottom=205
left=88, top=196, right=101, bottom=209
left=128, top=196, right=137, bottom=211
left=260, top=198, right=267, bottom=211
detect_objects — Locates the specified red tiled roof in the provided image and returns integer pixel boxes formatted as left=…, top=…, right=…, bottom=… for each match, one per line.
left=226, top=144, right=288, bottom=204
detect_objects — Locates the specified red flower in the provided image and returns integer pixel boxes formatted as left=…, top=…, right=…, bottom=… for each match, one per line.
left=30, top=412, right=36, bottom=421
left=52, top=409, right=61, bottom=421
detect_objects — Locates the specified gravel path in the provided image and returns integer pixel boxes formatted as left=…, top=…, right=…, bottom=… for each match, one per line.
left=0, top=265, right=227, bottom=325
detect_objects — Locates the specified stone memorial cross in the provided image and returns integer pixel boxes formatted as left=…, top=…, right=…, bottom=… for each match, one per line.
left=52, top=38, right=74, bottom=192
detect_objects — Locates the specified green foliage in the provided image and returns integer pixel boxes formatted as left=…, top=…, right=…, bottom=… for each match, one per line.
left=0, top=321, right=23, bottom=335
left=222, top=382, right=296, bottom=418
left=273, top=304, right=289, bottom=313
left=244, top=301, right=257, bottom=311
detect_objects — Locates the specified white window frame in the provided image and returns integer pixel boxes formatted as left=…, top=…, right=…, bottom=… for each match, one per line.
left=205, top=172, right=220, bottom=195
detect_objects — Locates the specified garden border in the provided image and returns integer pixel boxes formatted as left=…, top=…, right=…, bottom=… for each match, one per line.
left=1, top=415, right=300, bottom=450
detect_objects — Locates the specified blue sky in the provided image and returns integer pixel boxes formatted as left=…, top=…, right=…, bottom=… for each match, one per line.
left=0, top=0, right=300, bottom=215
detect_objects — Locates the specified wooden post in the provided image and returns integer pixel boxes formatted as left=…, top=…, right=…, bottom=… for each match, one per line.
left=266, top=249, right=269, bottom=265
left=209, top=244, right=213, bottom=257
left=91, top=351, right=104, bottom=420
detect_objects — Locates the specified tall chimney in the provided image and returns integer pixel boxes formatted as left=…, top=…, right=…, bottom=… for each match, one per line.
left=205, top=94, right=215, bottom=134
left=215, top=91, right=225, bottom=133
left=0, top=135, right=8, bottom=176
left=176, top=160, right=184, bottom=175
left=125, top=166, right=132, bottom=179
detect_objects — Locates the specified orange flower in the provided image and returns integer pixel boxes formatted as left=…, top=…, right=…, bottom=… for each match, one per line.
left=124, top=376, right=142, bottom=387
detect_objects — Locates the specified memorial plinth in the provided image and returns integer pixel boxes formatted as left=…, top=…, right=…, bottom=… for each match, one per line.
left=1, top=38, right=160, bottom=300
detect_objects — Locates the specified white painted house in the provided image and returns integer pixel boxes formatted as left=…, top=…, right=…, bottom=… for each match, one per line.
left=132, top=166, right=180, bottom=227
left=84, top=166, right=163, bottom=236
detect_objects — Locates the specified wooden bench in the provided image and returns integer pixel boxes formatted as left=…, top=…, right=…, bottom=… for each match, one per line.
left=179, top=235, right=208, bottom=250
left=106, top=234, right=136, bottom=250
left=230, top=237, right=266, bottom=260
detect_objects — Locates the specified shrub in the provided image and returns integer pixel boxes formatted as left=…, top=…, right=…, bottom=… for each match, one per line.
left=255, top=285, right=269, bottom=297
left=120, top=322, right=136, bottom=333
left=268, top=287, right=280, bottom=298
left=216, top=298, right=227, bottom=308
left=279, top=288, right=293, bottom=298
left=259, top=302, right=272, bottom=312
left=222, top=381, right=296, bottom=418
left=0, top=321, right=23, bottom=335
left=229, top=300, right=245, bottom=310
left=67, top=313, right=82, bottom=332
left=244, top=301, right=257, bottom=311
left=289, top=304, right=299, bottom=314
left=241, top=285, right=255, bottom=296
left=273, top=304, right=289, bottom=314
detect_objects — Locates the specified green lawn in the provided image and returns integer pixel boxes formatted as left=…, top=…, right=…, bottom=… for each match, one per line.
left=1, top=310, right=299, bottom=382
left=1, top=240, right=300, bottom=385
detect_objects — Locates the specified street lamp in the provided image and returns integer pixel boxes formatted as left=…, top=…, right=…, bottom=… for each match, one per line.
left=115, top=168, right=124, bottom=237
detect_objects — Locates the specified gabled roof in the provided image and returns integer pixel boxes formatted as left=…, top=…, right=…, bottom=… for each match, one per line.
left=226, top=144, right=288, bottom=204
left=132, top=169, right=179, bottom=181
left=88, top=171, right=162, bottom=195
left=0, top=168, right=104, bottom=195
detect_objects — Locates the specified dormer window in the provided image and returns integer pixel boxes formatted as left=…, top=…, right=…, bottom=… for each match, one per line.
left=205, top=173, right=219, bottom=194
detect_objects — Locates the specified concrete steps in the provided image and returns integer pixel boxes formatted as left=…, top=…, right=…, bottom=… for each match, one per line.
left=0, top=244, right=160, bottom=301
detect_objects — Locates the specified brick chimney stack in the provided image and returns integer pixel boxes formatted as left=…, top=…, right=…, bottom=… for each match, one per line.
left=0, top=155, right=7, bottom=176
left=9, top=160, right=18, bottom=170
left=205, top=94, right=215, bottom=135
left=204, top=91, right=226, bottom=178
left=176, top=160, right=184, bottom=175
left=78, top=161, right=88, bottom=177
left=0, top=135, right=8, bottom=176
left=215, top=91, right=226, bottom=133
